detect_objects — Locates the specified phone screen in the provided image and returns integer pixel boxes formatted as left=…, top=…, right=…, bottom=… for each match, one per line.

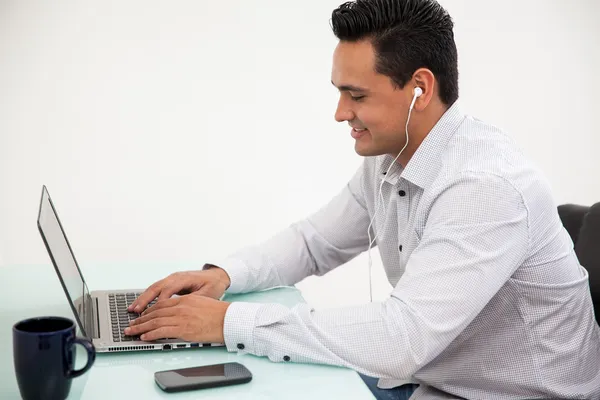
left=155, top=362, right=252, bottom=392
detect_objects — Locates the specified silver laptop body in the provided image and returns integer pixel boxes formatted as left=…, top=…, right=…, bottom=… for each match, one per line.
left=37, top=185, right=224, bottom=353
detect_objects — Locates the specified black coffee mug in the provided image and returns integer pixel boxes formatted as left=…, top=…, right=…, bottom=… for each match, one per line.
left=13, top=316, right=96, bottom=400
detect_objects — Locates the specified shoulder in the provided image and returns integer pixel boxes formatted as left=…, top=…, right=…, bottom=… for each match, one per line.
left=432, top=116, right=555, bottom=210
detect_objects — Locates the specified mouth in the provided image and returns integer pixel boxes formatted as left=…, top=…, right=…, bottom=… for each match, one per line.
left=351, top=127, right=369, bottom=139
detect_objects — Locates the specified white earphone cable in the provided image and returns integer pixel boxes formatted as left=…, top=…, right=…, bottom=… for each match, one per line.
left=366, top=88, right=421, bottom=302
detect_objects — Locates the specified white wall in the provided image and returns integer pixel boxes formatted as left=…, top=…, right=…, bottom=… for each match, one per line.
left=1, top=0, right=599, bottom=309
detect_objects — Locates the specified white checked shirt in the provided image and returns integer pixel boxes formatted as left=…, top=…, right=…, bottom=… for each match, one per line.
left=213, top=101, right=600, bottom=399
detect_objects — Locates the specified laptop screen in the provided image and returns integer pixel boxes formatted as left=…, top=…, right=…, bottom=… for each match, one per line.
left=37, top=186, right=91, bottom=337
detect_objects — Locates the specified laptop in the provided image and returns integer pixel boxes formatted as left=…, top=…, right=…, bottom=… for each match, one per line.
left=37, top=185, right=224, bottom=353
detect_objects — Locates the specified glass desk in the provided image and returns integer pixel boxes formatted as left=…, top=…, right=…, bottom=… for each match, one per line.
left=0, top=263, right=374, bottom=399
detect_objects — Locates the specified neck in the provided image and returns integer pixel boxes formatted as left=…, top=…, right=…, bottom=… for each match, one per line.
left=391, top=100, right=449, bottom=166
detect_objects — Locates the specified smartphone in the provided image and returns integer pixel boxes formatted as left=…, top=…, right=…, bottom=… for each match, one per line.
left=154, top=362, right=252, bottom=393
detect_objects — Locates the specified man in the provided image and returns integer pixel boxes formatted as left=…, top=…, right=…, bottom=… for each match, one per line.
left=126, top=0, right=600, bottom=399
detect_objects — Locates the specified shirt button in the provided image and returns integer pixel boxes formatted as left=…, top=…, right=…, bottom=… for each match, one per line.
left=283, top=356, right=291, bottom=362
left=399, top=245, right=403, bottom=252
left=398, top=190, right=406, bottom=197
left=237, top=343, right=245, bottom=350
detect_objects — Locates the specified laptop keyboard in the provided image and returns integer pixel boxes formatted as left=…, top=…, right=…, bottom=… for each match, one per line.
left=109, top=292, right=156, bottom=342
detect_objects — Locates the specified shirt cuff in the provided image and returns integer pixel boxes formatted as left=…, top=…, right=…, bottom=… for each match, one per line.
left=204, top=257, right=249, bottom=293
left=223, top=301, right=263, bottom=354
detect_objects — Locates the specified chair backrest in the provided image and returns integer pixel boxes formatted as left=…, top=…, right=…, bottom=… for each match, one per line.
left=558, top=203, right=600, bottom=322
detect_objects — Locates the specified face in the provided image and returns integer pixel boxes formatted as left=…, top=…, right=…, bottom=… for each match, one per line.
left=331, top=40, right=412, bottom=157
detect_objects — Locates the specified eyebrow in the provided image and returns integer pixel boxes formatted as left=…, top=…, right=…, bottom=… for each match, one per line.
left=331, top=80, right=369, bottom=93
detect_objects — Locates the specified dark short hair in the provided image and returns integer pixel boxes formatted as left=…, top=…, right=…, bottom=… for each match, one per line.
left=331, top=0, right=459, bottom=105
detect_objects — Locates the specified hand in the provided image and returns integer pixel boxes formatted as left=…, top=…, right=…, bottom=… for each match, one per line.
left=125, top=295, right=231, bottom=343
left=128, top=265, right=231, bottom=313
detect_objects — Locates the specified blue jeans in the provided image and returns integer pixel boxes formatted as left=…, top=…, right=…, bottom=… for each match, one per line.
left=359, top=374, right=418, bottom=400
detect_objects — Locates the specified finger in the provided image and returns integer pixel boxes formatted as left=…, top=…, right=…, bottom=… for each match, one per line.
left=124, top=316, right=178, bottom=337
left=128, top=283, right=158, bottom=311
left=129, top=307, right=178, bottom=327
left=140, top=326, right=181, bottom=342
left=128, top=281, right=163, bottom=312
left=156, top=282, right=186, bottom=302
left=141, top=297, right=180, bottom=317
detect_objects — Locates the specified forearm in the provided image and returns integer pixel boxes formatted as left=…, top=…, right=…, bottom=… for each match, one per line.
left=215, top=220, right=326, bottom=293
left=223, top=297, right=425, bottom=379
left=214, top=166, right=372, bottom=294
left=216, top=218, right=367, bottom=293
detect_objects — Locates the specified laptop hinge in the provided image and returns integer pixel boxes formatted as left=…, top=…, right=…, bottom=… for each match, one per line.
left=92, top=296, right=100, bottom=339
left=84, top=294, right=100, bottom=339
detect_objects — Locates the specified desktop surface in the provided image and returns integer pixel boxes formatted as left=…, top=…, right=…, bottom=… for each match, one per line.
left=0, top=263, right=374, bottom=399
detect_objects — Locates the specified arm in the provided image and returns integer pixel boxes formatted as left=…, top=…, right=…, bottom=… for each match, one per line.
left=213, top=164, right=373, bottom=293
left=129, top=168, right=366, bottom=311
left=223, top=173, right=530, bottom=379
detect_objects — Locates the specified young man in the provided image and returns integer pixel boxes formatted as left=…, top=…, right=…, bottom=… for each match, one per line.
left=126, top=0, right=600, bottom=399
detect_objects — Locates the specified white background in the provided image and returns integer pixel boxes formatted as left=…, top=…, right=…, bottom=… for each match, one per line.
left=1, top=0, right=599, bottom=308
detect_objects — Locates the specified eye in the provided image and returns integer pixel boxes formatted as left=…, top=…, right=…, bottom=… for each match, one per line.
left=351, top=95, right=365, bottom=102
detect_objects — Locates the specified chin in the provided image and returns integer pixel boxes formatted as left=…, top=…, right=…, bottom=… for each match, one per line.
left=354, top=142, right=383, bottom=157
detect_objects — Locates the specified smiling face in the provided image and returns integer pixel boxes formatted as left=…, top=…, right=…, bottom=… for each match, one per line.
left=331, top=39, right=414, bottom=157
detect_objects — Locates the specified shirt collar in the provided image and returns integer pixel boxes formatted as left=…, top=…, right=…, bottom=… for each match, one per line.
left=378, top=99, right=465, bottom=189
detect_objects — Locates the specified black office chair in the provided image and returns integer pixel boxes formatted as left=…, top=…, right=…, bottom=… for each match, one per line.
left=557, top=202, right=600, bottom=322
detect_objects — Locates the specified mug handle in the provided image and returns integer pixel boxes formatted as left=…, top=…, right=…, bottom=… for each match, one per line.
left=68, top=337, right=96, bottom=378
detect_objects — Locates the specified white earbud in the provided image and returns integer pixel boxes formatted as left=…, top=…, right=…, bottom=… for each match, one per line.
left=409, top=87, right=423, bottom=110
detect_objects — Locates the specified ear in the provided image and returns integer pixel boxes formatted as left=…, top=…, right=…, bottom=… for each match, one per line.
left=411, top=68, right=436, bottom=111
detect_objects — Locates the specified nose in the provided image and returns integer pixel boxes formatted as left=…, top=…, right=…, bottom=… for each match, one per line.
left=334, top=97, right=354, bottom=123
